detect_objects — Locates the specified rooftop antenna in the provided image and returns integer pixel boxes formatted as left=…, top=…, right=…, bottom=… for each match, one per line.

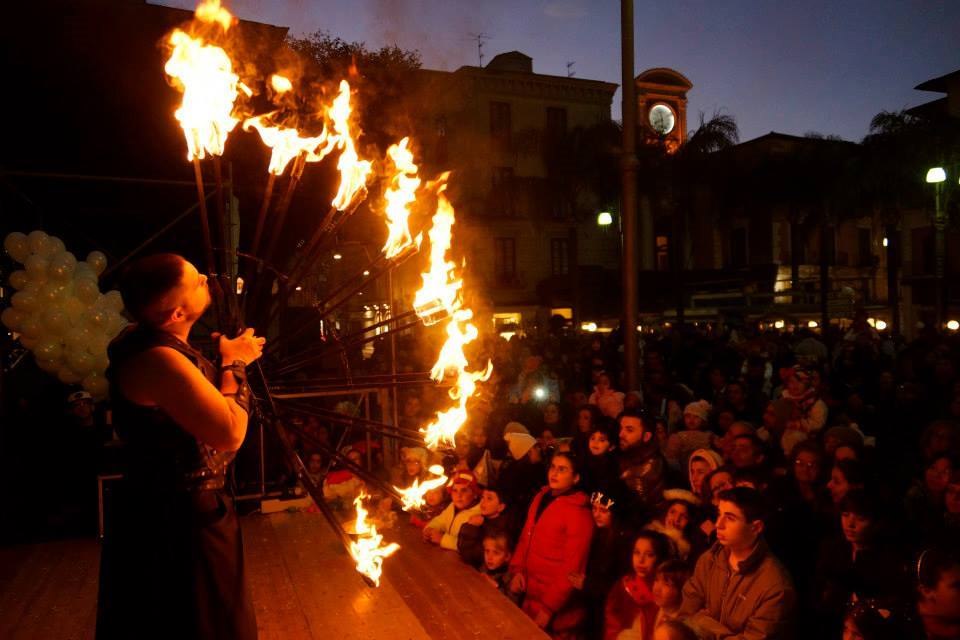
left=469, top=32, right=491, bottom=67
left=566, top=61, right=576, bottom=78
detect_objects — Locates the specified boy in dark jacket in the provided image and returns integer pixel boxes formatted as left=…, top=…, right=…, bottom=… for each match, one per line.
left=458, top=485, right=519, bottom=568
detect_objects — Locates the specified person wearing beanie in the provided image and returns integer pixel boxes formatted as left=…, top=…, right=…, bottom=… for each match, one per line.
left=688, top=449, right=724, bottom=499
left=423, top=470, right=482, bottom=551
left=498, top=432, right=546, bottom=515
left=390, top=446, right=430, bottom=490
left=665, top=400, right=715, bottom=470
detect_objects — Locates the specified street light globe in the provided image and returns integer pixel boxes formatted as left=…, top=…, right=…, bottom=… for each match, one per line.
left=597, top=211, right=613, bottom=226
left=808, top=320, right=819, bottom=329
left=773, top=320, right=785, bottom=329
left=333, top=252, right=342, bottom=260
left=926, top=167, right=946, bottom=184
left=875, top=320, right=887, bottom=331
left=947, top=320, right=960, bottom=331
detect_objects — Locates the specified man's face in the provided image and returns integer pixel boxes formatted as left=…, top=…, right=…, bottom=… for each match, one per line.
left=731, top=436, right=761, bottom=469
left=920, top=566, right=960, bottom=622
left=794, top=451, right=821, bottom=484
left=619, top=416, right=647, bottom=449
left=841, top=511, right=872, bottom=546
left=450, top=483, right=477, bottom=510
left=588, top=430, right=612, bottom=456
left=307, top=453, right=323, bottom=473
left=172, top=261, right=211, bottom=323
left=483, top=538, right=510, bottom=571
left=479, top=489, right=504, bottom=517
left=715, top=500, right=760, bottom=550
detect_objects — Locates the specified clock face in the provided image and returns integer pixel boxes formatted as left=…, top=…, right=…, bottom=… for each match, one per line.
left=648, top=104, right=675, bottom=135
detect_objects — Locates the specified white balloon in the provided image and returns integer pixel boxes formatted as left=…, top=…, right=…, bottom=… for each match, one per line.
left=73, top=278, right=100, bottom=304
left=38, top=282, right=70, bottom=305
left=64, top=326, right=93, bottom=351
left=87, top=331, right=110, bottom=353
left=1, top=307, right=25, bottom=331
left=48, top=251, right=77, bottom=280
left=86, top=251, right=108, bottom=276
left=41, top=307, right=70, bottom=335
left=92, top=351, right=110, bottom=372
left=25, top=254, right=49, bottom=279
left=48, top=236, right=65, bottom=255
left=36, top=357, right=60, bottom=374
left=57, top=366, right=84, bottom=385
left=27, top=230, right=51, bottom=256
left=34, top=336, right=64, bottom=361
left=83, top=372, right=109, bottom=398
left=4, top=232, right=29, bottom=262
left=11, top=290, right=40, bottom=312
left=63, top=297, right=86, bottom=324
left=102, top=290, right=125, bottom=313
left=20, top=314, right=43, bottom=337
left=74, top=262, right=98, bottom=281
left=8, top=270, right=29, bottom=290
left=84, top=307, right=111, bottom=332
left=67, top=349, right=95, bottom=375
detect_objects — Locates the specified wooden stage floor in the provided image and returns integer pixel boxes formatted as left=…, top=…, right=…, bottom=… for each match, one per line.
left=0, top=509, right=546, bottom=639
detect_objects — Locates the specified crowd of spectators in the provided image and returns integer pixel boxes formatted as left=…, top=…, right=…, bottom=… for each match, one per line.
left=311, top=311, right=960, bottom=640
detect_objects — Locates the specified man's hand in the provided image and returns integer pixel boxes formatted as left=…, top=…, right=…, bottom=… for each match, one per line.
left=219, top=328, right=265, bottom=365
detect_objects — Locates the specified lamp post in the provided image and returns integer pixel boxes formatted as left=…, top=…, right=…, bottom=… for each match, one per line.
left=926, top=167, right=946, bottom=329
left=620, top=0, right=639, bottom=392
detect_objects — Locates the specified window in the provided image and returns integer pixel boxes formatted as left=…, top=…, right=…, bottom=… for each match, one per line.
left=494, top=237, right=516, bottom=283
left=730, top=227, right=748, bottom=268
left=551, top=238, right=569, bottom=275
left=491, top=167, right=515, bottom=216
left=490, top=101, right=511, bottom=147
left=656, top=234, right=670, bottom=271
left=857, top=228, right=872, bottom=267
left=546, top=107, right=567, bottom=139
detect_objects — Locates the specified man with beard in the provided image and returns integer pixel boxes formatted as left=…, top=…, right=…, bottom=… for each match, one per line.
left=96, top=254, right=263, bottom=640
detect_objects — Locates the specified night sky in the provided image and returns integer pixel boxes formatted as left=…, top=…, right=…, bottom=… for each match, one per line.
left=156, top=0, right=960, bottom=143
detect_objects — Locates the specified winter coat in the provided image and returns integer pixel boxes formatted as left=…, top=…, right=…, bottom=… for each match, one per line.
left=604, top=575, right=658, bottom=640
left=679, top=539, right=796, bottom=640
left=457, top=509, right=519, bottom=569
left=510, top=487, right=595, bottom=631
left=426, top=501, right=482, bottom=551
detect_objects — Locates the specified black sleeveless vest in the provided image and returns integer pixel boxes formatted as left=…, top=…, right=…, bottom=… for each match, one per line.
left=106, top=324, right=234, bottom=493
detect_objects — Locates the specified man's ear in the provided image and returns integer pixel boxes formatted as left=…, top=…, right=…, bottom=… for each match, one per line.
left=642, top=430, right=653, bottom=443
left=157, top=306, right=183, bottom=328
left=751, top=519, right=765, bottom=537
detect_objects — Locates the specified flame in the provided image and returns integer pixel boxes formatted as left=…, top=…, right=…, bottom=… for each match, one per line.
left=323, top=80, right=373, bottom=210
left=270, top=73, right=293, bottom=94
left=394, top=464, right=447, bottom=511
left=242, top=113, right=330, bottom=176
left=349, top=491, right=400, bottom=587
left=194, top=0, right=234, bottom=30
left=412, top=177, right=461, bottom=324
left=164, top=29, right=250, bottom=160
left=381, top=137, right=422, bottom=259
left=411, top=178, right=493, bottom=449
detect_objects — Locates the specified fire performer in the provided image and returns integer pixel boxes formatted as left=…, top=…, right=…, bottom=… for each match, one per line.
left=96, top=253, right=262, bottom=640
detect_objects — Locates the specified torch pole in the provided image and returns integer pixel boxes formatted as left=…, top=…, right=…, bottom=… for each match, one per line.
left=213, top=156, right=229, bottom=277
left=192, top=158, right=216, bottom=275
left=251, top=173, right=277, bottom=259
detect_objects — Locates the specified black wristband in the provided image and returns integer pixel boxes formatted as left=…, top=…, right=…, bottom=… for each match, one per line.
left=221, top=360, right=250, bottom=412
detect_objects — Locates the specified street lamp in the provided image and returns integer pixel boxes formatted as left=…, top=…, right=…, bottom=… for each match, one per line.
left=927, top=166, right=947, bottom=329
left=597, top=211, right=613, bottom=226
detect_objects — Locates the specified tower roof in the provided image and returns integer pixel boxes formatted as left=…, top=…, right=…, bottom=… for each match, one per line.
left=635, top=68, right=693, bottom=91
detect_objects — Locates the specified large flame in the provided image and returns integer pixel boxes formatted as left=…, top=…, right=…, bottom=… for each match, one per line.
left=394, top=464, right=448, bottom=511
left=164, top=2, right=250, bottom=161
left=412, top=179, right=493, bottom=449
left=243, top=112, right=330, bottom=176
left=349, top=491, right=400, bottom=587
left=270, top=73, right=293, bottom=94
left=324, top=80, right=373, bottom=210
left=381, top=137, right=422, bottom=259
left=412, top=177, right=461, bottom=325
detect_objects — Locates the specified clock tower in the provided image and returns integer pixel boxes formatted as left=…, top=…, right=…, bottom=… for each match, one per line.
left=635, top=68, right=691, bottom=153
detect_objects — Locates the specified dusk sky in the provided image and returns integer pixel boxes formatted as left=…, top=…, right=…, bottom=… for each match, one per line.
left=157, top=0, right=960, bottom=143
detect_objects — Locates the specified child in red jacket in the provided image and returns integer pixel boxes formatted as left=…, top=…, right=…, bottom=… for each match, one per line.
left=604, top=530, right=675, bottom=640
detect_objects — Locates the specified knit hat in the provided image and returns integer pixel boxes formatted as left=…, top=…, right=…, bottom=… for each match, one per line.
left=504, top=432, right=537, bottom=460
left=663, top=488, right=701, bottom=506
left=400, top=446, right=428, bottom=466
left=503, top=421, right=530, bottom=436
left=683, top=400, right=712, bottom=423
left=689, top=448, right=723, bottom=471
left=447, top=469, right=480, bottom=494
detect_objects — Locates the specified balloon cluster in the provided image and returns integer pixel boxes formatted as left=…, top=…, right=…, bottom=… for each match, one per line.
left=2, top=231, right=127, bottom=398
